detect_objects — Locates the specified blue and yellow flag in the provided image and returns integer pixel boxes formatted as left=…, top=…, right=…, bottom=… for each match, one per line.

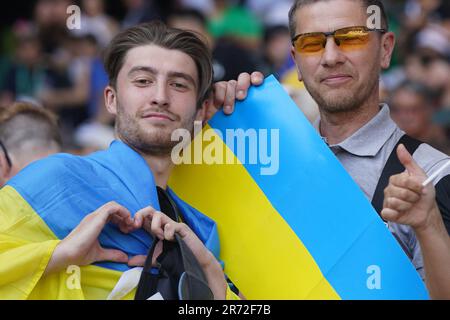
left=0, top=141, right=220, bottom=299
left=169, top=75, right=429, bottom=299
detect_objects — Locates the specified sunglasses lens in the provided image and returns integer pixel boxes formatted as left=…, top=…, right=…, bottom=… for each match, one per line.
left=295, top=34, right=325, bottom=53
left=335, top=27, right=370, bottom=49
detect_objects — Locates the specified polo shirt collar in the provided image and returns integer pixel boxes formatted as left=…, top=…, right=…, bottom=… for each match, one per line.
left=313, top=104, right=397, bottom=157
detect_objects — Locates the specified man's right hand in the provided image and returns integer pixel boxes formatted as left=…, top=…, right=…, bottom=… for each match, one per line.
left=381, top=144, right=438, bottom=233
left=44, top=201, right=135, bottom=276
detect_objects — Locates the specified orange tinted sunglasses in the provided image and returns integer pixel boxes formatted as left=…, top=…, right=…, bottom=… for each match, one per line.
left=292, top=26, right=387, bottom=54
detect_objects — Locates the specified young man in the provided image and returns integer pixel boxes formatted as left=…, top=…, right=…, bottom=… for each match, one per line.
left=0, top=22, right=237, bottom=300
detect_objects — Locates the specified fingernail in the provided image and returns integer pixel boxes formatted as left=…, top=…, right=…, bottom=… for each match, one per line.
left=224, top=106, right=231, bottom=113
left=237, top=90, right=245, bottom=99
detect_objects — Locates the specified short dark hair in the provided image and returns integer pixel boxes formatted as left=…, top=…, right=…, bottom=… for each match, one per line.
left=103, top=21, right=213, bottom=106
left=288, top=0, right=389, bottom=39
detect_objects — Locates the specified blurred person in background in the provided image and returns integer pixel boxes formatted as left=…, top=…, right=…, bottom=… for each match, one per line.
left=180, top=0, right=214, bottom=16
left=72, top=33, right=115, bottom=153
left=34, top=0, right=72, bottom=55
left=390, top=81, right=450, bottom=154
left=167, top=8, right=259, bottom=82
left=0, top=102, right=61, bottom=187
left=0, top=28, right=45, bottom=108
left=38, top=34, right=92, bottom=147
left=246, top=0, right=293, bottom=27
left=71, top=0, right=120, bottom=49
left=121, top=0, right=179, bottom=28
left=207, top=0, right=263, bottom=51
left=260, top=25, right=294, bottom=80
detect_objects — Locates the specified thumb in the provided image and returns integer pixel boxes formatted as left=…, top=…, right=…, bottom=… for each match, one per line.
left=397, top=144, right=425, bottom=177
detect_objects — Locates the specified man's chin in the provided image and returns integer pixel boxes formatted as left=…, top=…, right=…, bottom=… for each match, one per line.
left=319, top=96, right=362, bottom=114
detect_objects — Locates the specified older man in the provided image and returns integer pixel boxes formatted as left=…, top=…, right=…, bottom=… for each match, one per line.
left=219, top=0, right=450, bottom=299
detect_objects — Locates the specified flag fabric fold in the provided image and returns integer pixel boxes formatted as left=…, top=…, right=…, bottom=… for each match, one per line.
left=169, top=75, right=429, bottom=300
left=0, top=140, right=220, bottom=299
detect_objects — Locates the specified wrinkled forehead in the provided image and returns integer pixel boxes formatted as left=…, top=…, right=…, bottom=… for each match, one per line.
left=295, top=0, right=368, bottom=34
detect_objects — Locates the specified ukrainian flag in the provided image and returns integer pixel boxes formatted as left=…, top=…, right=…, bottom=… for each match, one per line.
left=0, top=141, right=221, bottom=299
left=169, top=75, right=429, bottom=299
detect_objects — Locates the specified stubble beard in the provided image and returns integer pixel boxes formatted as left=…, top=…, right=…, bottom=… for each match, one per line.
left=304, top=66, right=380, bottom=115
left=115, top=103, right=197, bottom=157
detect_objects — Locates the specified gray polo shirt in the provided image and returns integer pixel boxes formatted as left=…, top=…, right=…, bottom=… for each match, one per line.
left=314, top=104, right=450, bottom=280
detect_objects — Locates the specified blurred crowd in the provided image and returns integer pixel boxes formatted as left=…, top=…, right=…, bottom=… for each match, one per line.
left=0, top=0, right=449, bottom=154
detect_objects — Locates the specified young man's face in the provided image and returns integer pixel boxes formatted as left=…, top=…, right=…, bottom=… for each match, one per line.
left=291, top=0, right=394, bottom=114
left=105, top=44, right=205, bottom=155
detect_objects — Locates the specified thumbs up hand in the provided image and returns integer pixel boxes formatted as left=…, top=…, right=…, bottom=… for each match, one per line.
left=381, top=144, right=438, bottom=232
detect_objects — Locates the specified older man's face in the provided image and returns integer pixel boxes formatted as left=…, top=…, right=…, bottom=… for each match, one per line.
left=291, top=0, right=394, bottom=114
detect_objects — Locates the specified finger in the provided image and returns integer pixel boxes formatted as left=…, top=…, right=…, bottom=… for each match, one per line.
left=110, top=212, right=135, bottom=234
left=236, top=73, right=251, bottom=100
left=133, top=206, right=157, bottom=229
left=384, top=184, right=422, bottom=203
left=107, top=204, right=135, bottom=234
left=150, top=212, right=165, bottom=240
left=223, top=80, right=237, bottom=114
left=97, top=247, right=129, bottom=263
left=163, top=223, right=176, bottom=241
left=101, top=201, right=132, bottom=224
left=164, top=222, right=192, bottom=241
left=85, top=202, right=131, bottom=236
left=250, top=71, right=264, bottom=86
left=384, top=196, right=414, bottom=212
left=212, top=81, right=227, bottom=110
left=381, top=207, right=401, bottom=222
left=388, top=172, right=423, bottom=194
left=128, top=255, right=146, bottom=267
left=397, top=144, right=426, bottom=178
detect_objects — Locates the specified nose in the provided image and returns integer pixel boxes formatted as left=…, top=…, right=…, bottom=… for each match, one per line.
left=151, top=81, right=169, bottom=108
left=320, top=37, right=346, bottom=68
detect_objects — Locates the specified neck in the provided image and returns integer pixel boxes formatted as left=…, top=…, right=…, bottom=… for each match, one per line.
left=141, top=153, right=174, bottom=189
left=319, top=97, right=381, bottom=145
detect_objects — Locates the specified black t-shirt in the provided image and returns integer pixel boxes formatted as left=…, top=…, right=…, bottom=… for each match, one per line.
left=156, top=186, right=180, bottom=222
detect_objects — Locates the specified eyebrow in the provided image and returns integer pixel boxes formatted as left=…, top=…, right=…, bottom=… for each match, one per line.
left=127, top=66, right=197, bottom=89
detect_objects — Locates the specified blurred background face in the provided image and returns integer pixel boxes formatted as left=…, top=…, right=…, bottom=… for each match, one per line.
left=34, top=0, right=71, bottom=27
left=390, top=88, right=431, bottom=137
left=17, top=38, right=42, bottom=66
left=265, top=28, right=291, bottom=69
left=82, top=0, right=105, bottom=16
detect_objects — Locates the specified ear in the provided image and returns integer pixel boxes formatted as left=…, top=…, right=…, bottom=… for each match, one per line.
left=0, top=151, right=9, bottom=186
left=196, top=98, right=209, bottom=123
left=104, top=85, right=118, bottom=116
left=291, top=47, right=303, bottom=82
left=380, top=32, right=395, bottom=70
